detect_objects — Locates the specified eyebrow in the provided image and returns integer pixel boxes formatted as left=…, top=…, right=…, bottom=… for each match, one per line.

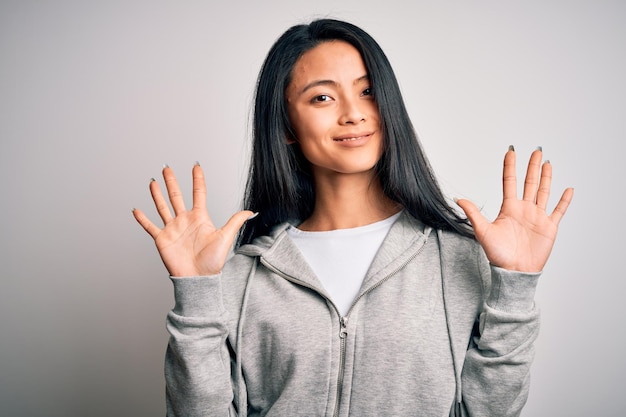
left=299, top=74, right=370, bottom=95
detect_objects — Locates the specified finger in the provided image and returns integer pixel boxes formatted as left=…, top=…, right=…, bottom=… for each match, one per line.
left=220, top=210, right=257, bottom=244
left=502, top=146, right=517, bottom=200
left=163, top=165, right=187, bottom=216
left=535, top=160, right=552, bottom=210
left=191, top=162, right=207, bottom=210
left=149, top=178, right=174, bottom=224
left=455, top=198, right=489, bottom=235
left=132, top=208, right=162, bottom=240
left=522, top=147, right=543, bottom=202
left=549, top=187, right=574, bottom=226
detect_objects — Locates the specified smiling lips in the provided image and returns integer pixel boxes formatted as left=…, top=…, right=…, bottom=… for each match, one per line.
left=333, top=132, right=374, bottom=142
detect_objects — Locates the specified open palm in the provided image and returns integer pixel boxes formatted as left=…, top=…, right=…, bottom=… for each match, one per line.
left=133, top=164, right=253, bottom=277
left=456, top=148, right=573, bottom=273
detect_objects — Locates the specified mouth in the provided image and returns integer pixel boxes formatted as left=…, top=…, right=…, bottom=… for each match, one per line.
left=333, top=132, right=374, bottom=142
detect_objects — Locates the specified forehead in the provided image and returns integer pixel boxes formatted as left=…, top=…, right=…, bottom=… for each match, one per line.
left=288, top=41, right=368, bottom=90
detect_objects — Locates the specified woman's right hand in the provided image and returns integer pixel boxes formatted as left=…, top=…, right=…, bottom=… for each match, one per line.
left=133, top=163, right=254, bottom=277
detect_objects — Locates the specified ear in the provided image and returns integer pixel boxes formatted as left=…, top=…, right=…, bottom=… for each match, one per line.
left=286, top=136, right=297, bottom=145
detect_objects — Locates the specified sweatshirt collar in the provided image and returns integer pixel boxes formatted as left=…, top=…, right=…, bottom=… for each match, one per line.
left=238, top=211, right=431, bottom=295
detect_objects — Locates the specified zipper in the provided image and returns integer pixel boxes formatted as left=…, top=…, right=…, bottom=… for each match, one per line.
left=260, top=237, right=428, bottom=417
left=345, top=236, right=428, bottom=315
left=333, top=316, right=348, bottom=417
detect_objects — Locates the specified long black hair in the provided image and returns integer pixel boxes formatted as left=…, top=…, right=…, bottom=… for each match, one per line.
left=237, top=18, right=473, bottom=247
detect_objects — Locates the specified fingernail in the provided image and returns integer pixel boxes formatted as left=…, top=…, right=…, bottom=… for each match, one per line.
left=247, top=212, right=259, bottom=220
left=453, top=197, right=459, bottom=204
left=163, top=163, right=169, bottom=169
left=545, top=159, right=551, bottom=164
left=194, top=161, right=201, bottom=166
left=150, top=177, right=156, bottom=183
left=508, top=145, right=515, bottom=152
left=536, top=146, right=543, bottom=151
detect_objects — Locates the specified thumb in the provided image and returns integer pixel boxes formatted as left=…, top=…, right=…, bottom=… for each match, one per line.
left=454, top=198, right=488, bottom=231
left=220, top=210, right=257, bottom=242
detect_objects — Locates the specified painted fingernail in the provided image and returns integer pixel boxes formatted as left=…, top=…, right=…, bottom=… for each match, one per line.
left=536, top=146, right=543, bottom=151
left=194, top=161, right=201, bottom=166
left=163, top=163, right=169, bottom=169
left=150, top=177, right=156, bottom=182
left=247, top=212, right=259, bottom=220
left=545, top=159, right=551, bottom=164
left=508, top=145, right=515, bottom=152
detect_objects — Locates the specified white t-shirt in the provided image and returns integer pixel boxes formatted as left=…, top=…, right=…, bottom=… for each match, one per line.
left=287, top=212, right=402, bottom=316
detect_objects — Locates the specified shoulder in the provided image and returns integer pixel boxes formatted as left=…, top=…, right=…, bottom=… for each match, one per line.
left=400, top=212, right=481, bottom=259
left=435, top=228, right=489, bottom=299
left=221, top=220, right=293, bottom=285
left=437, top=228, right=482, bottom=260
left=223, top=252, right=257, bottom=277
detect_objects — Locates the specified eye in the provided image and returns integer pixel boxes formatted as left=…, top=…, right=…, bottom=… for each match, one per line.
left=362, top=87, right=373, bottom=97
left=311, top=94, right=332, bottom=103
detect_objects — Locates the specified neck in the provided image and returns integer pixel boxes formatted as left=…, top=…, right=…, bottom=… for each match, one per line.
left=298, top=171, right=402, bottom=231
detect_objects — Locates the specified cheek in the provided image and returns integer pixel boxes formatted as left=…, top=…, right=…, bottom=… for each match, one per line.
left=368, top=102, right=381, bottom=122
left=292, top=111, right=326, bottom=142
left=287, top=105, right=307, bottom=138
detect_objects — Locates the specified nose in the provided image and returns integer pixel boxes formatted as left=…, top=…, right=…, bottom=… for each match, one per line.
left=339, top=98, right=366, bottom=125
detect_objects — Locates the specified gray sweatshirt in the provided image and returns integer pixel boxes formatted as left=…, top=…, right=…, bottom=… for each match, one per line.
left=165, top=211, right=540, bottom=416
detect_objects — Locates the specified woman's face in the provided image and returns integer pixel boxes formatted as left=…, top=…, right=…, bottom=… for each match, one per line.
left=285, top=40, right=382, bottom=179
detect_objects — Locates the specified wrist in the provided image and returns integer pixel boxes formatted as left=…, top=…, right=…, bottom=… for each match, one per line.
left=487, top=265, right=541, bottom=313
left=170, top=274, right=224, bottom=317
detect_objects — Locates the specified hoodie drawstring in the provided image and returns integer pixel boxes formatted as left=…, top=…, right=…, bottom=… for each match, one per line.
left=438, top=230, right=463, bottom=409
left=234, top=256, right=258, bottom=417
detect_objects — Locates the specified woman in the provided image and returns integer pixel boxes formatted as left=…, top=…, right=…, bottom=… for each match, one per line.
left=133, top=19, right=573, bottom=416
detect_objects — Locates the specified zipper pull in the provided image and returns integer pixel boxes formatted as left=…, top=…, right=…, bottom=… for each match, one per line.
left=339, top=316, right=348, bottom=339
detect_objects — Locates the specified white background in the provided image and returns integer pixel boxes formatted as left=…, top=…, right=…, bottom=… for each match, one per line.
left=1, top=1, right=624, bottom=416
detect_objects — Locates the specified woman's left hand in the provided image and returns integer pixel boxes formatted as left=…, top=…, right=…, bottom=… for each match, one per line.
left=455, top=147, right=574, bottom=273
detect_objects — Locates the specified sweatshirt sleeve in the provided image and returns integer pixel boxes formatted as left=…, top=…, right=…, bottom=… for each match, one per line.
left=456, top=263, right=541, bottom=417
left=165, top=275, right=238, bottom=417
